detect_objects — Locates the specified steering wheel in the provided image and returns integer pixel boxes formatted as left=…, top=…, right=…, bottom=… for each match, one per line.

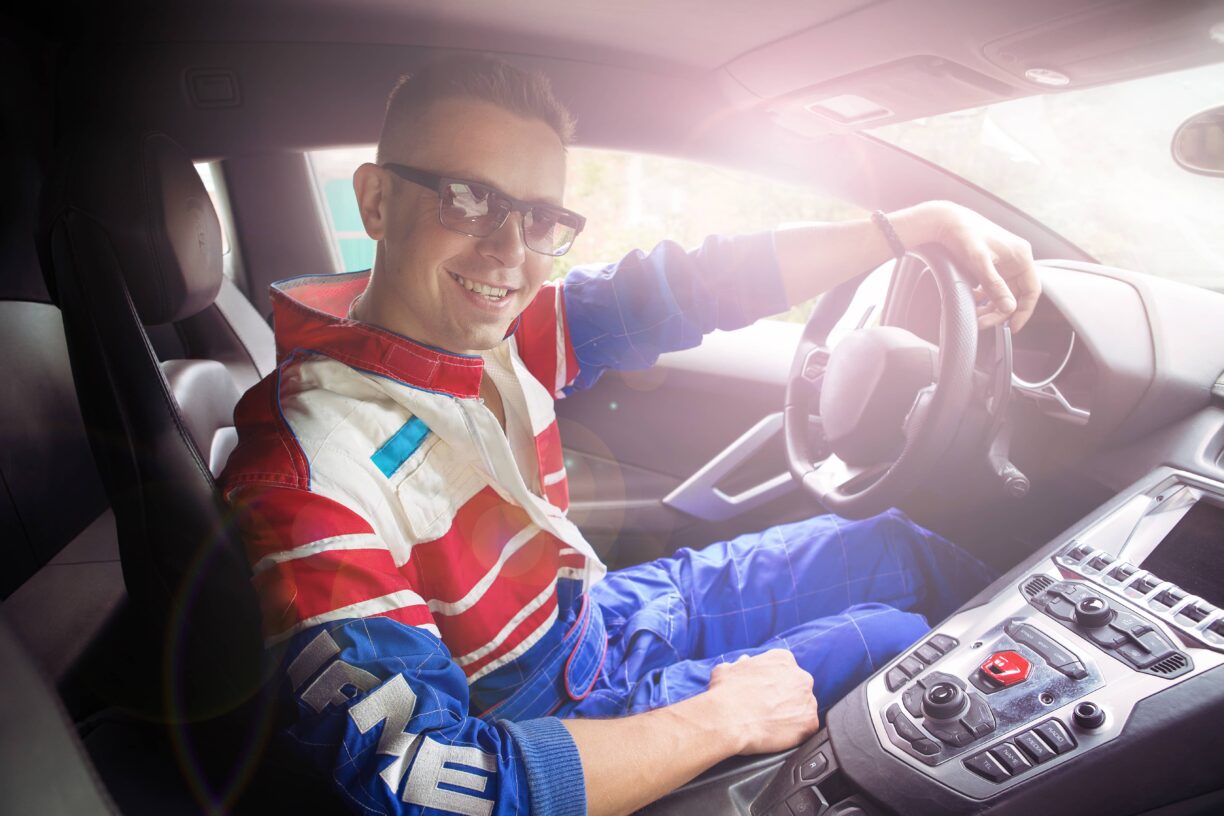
left=784, top=245, right=979, bottom=519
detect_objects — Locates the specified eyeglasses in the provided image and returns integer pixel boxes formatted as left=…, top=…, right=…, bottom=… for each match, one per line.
left=381, top=163, right=586, bottom=257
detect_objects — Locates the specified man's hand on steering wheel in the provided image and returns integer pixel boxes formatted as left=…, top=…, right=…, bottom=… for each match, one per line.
left=887, top=200, right=1042, bottom=332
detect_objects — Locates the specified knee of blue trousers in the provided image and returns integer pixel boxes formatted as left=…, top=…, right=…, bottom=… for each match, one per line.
left=796, top=604, right=930, bottom=709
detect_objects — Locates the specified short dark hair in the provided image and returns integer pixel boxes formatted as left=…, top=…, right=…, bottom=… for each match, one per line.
left=377, top=55, right=576, bottom=163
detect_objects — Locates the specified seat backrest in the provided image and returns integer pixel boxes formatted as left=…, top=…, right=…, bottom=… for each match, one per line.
left=43, top=130, right=264, bottom=718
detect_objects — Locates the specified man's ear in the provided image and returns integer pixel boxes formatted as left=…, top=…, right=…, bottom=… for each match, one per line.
left=353, top=163, right=388, bottom=240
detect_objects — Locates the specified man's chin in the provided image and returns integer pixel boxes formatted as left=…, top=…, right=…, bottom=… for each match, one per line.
left=444, top=320, right=521, bottom=357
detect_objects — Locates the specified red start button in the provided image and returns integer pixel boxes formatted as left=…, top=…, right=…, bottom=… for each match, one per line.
left=979, top=650, right=1031, bottom=688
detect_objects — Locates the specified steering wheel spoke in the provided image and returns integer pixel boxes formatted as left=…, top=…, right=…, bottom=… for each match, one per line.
left=802, top=454, right=888, bottom=502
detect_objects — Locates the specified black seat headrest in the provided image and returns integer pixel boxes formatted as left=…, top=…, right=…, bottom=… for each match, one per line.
left=56, top=131, right=222, bottom=326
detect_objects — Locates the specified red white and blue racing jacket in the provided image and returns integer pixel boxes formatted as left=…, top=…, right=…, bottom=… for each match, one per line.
left=219, top=233, right=788, bottom=815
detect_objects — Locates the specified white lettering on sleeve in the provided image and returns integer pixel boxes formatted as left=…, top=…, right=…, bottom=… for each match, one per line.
left=349, top=675, right=425, bottom=794
left=300, top=660, right=379, bottom=713
left=345, top=674, right=499, bottom=814
left=403, top=738, right=497, bottom=816
left=287, top=629, right=341, bottom=690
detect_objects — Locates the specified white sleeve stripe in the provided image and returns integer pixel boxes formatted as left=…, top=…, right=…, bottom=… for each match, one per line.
left=542, top=468, right=567, bottom=487
left=426, top=524, right=540, bottom=617
left=264, top=588, right=436, bottom=647
left=465, top=605, right=561, bottom=684
left=250, top=533, right=386, bottom=576
left=452, top=580, right=557, bottom=667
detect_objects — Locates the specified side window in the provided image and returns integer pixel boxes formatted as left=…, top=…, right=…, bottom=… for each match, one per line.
left=562, top=149, right=865, bottom=322
left=307, top=145, right=864, bottom=323
left=309, top=147, right=377, bottom=273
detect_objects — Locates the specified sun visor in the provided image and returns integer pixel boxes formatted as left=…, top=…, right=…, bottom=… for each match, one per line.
left=763, top=56, right=1014, bottom=138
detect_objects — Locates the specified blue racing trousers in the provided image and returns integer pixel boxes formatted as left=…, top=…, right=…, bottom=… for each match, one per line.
left=558, top=509, right=994, bottom=718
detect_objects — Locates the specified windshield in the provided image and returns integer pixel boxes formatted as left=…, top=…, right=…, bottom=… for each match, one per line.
left=871, top=61, right=1224, bottom=292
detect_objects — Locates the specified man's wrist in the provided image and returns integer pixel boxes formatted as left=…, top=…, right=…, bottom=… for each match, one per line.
left=885, top=200, right=955, bottom=252
left=668, top=687, right=749, bottom=757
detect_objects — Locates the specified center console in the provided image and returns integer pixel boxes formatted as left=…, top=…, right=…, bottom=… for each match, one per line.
left=741, top=469, right=1224, bottom=816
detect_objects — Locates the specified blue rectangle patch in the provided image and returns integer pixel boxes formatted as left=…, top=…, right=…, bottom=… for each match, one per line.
left=371, top=416, right=430, bottom=478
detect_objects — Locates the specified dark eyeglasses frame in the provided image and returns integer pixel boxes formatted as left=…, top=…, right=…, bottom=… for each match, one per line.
left=380, top=163, right=586, bottom=257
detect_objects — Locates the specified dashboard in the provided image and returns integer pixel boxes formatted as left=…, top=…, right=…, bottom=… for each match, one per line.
left=728, top=468, right=1224, bottom=816
left=642, top=260, right=1224, bottom=816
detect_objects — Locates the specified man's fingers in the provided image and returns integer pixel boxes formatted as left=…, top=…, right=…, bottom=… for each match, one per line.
left=968, top=243, right=1017, bottom=318
left=1002, top=255, right=1041, bottom=333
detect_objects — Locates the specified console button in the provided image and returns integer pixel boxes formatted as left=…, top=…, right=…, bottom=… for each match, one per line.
left=1014, top=731, right=1056, bottom=764
left=885, top=667, right=909, bottom=692
left=964, top=751, right=1010, bottom=783
left=928, top=634, right=959, bottom=653
left=911, top=738, right=940, bottom=756
left=1003, top=620, right=1088, bottom=680
left=902, top=684, right=924, bottom=718
left=959, top=694, right=998, bottom=739
left=887, top=704, right=928, bottom=744
left=898, top=655, right=926, bottom=678
left=923, top=716, right=976, bottom=748
left=798, top=751, right=829, bottom=782
left=786, top=787, right=822, bottom=816
left=1072, top=701, right=1107, bottom=730
left=977, top=650, right=1031, bottom=689
left=1083, top=624, right=1128, bottom=649
left=989, top=742, right=1031, bottom=776
left=1034, top=719, right=1076, bottom=754
left=914, top=642, right=943, bottom=664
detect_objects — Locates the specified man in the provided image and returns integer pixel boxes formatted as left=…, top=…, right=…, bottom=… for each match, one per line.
left=221, top=56, right=1038, bottom=816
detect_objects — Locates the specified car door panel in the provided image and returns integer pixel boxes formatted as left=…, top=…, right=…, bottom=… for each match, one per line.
left=557, top=320, right=817, bottom=564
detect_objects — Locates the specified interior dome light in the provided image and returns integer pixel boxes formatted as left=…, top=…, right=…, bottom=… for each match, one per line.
left=1024, top=68, right=1071, bottom=87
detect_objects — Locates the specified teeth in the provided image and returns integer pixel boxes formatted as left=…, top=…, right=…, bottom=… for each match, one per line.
left=451, top=271, right=509, bottom=300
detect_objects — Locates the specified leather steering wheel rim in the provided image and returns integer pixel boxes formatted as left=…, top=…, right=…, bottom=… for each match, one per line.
left=783, top=244, right=979, bottom=519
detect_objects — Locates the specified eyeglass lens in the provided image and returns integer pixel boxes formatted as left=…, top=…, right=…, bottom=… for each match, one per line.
left=440, top=182, right=578, bottom=256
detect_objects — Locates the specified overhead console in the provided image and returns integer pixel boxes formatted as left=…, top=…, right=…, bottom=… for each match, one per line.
left=749, top=469, right=1224, bottom=815
left=723, top=0, right=1224, bottom=138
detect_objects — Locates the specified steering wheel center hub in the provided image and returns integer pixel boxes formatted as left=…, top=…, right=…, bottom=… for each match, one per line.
left=820, top=326, right=936, bottom=466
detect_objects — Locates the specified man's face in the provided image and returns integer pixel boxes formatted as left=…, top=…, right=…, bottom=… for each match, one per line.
left=357, top=98, right=567, bottom=355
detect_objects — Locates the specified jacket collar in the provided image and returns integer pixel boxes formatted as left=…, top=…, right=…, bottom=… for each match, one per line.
left=270, top=271, right=484, bottom=399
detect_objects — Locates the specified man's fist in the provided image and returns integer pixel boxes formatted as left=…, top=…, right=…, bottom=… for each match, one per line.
left=706, top=649, right=821, bottom=755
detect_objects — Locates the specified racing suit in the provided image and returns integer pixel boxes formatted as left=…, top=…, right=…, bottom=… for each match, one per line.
left=220, top=232, right=993, bottom=815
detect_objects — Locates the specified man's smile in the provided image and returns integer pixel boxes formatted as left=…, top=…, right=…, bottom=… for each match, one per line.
left=447, top=269, right=518, bottom=304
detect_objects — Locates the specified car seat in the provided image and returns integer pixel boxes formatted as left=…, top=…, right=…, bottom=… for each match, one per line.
left=40, top=129, right=293, bottom=809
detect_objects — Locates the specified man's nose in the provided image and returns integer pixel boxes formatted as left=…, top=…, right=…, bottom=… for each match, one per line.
left=476, top=211, right=528, bottom=268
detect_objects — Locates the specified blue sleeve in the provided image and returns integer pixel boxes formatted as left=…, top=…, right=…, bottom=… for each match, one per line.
left=277, top=617, right=586, bottom=816
left=561, top=231, right=789, bottom=391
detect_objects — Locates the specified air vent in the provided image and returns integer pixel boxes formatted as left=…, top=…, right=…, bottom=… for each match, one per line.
left=1150, top=653, right=1189, bottom=675
left=1023, top=575, right=1055, bottom=597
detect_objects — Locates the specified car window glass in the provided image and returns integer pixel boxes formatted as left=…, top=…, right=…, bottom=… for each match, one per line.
left=871, top=61, right=1224, bottom=291
left=308, top=146, right=864, bottom=323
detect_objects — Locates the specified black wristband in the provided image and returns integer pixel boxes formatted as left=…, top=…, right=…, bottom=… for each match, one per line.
left=871, top=210, right=906, bottom=260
